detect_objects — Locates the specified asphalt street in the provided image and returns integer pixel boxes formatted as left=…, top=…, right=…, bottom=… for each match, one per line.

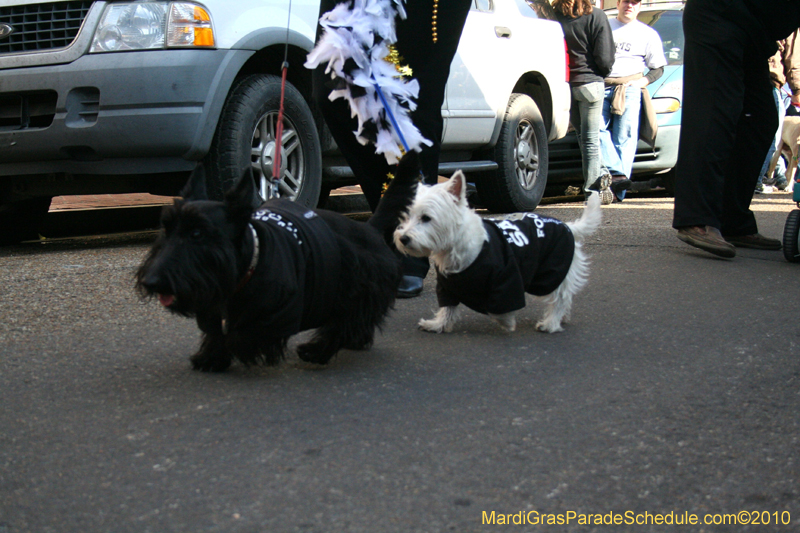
left=1, top=192, right=799, bottom=532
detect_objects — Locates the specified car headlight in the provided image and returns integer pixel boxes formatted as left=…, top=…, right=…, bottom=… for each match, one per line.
left=650, top=79, right=682, bottom=113
left=651, top=97, right=681, bottom=114
left=90, top=2, right=214, bottom=53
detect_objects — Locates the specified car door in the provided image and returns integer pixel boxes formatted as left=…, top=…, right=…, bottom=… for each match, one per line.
left=442, top=0, right=496, bottom=147
left=443, top=0, right=542, bottom=148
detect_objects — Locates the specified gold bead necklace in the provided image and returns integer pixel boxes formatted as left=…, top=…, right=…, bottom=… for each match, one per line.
left=432, top=0, right=439, bottom=43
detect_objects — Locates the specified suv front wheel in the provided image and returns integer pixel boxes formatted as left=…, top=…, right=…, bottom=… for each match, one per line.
left=205, top=74, right=322, bottom=207
left=477, top=94, right=548, bottom=213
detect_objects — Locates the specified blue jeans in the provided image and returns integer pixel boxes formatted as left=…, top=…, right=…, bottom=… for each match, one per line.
left=570, top=82, right=606, bottom=192
left=600, top=84, right=641, bottom=183
left=758, top=86, right=788, bottom=185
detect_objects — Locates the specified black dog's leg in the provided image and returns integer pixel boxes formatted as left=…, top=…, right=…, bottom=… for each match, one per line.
left=297, top=316, right=377, bottom=365
left=227, top=327, right=287, bottom=367
left=257, top=337, right=288, bottom=366
left=191, top=333, right=233, bottom=372
left=296, top=324, right=348, bottom=365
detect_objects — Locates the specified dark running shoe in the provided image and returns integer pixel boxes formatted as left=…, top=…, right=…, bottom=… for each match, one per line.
left=587, top=174, right=614, bottom=205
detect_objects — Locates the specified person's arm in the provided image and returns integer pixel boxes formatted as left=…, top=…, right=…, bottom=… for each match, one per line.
left=634, top=26, right=668, bottom=88
left=593, top=10, right=616, bottom=78
left=643, top=66, right=664, bottom=85
left=783, top=29, right=800, bottom=107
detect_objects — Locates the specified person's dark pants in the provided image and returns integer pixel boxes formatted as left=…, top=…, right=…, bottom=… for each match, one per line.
left=672, top=0, right=778, bottom=237
left=313, top=0, right=471, bottom=278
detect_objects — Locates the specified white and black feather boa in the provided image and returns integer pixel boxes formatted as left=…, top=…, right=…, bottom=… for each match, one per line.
left=305, top=0, right=432, bottom=164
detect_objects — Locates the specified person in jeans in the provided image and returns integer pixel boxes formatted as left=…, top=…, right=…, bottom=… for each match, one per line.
left=553, top=0, right=616, bottom=204
left=599, top=0, right=666, bottom=202
left=672, top=0, right=800, bottom=258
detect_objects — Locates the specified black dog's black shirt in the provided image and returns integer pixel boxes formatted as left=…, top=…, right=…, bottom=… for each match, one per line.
left=435, top=214, right=575, bottom=315
left=249, top=199, right=341, bottom=334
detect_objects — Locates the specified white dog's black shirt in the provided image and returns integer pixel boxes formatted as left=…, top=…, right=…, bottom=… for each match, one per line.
left=251, top=199, right=341, bottom=333
left=436, top=214, right=575, bottom=315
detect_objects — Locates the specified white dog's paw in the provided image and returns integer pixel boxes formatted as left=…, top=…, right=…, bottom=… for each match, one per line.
left=535, top=320, right=563, bottom=333
left=489, top=313, right=516, bottom=332
left=419, top=317, right=449, bottom=333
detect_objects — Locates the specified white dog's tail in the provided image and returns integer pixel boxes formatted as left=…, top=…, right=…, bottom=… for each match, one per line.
left=566, top=193, right=602, bottom=241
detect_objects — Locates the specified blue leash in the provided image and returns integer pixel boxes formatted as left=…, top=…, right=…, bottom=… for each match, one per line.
left=372, top=77, right=410, bottom=153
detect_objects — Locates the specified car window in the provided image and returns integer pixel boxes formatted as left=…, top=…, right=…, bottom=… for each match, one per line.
left=474, top=0, right=493, bottom=13
left=637, top=10, right=684, bottom=66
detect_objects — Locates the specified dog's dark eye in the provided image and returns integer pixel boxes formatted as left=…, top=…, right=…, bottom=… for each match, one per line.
left=190, top=229, right=203, bottom=242
left=421, top=214, right=432, bottom=223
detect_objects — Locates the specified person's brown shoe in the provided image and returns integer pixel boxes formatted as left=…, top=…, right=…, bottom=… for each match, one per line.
left=676, top=226, right=736, bottom=258
left=724, top=233, right=782, bottom=250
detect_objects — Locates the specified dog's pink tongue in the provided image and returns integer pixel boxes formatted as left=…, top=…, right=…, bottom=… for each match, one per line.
left=158, top=294, right=175, bottom=307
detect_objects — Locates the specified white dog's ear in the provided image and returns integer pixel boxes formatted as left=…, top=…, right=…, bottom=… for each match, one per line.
left=446, top=171, right=467, bottom=203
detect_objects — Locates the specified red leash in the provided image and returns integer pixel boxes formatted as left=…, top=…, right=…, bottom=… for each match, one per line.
left=273, top=62, right=288, bottom=185
left=271, top=0, right=293, bottom=195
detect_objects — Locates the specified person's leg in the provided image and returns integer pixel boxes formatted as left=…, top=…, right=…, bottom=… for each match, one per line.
left=312, top=0, right=392, bottom=210
left=397, top=0, right=471, bottom=185
left=720, top=44, right=777, bottom=238
left=599, top=87, right=626, bottom=177
left=569, top=90, right=587, bottom=188
left=608, top=85, right=641, bottom=200
left=573, top=82, right=607, bottom=194
left=394, top=0, right=471, bottom=292
left=672, top=0, right=748, bottom=231
left=313, top=0, right=471, bottom=207
left=617, top=85, right=642, bottom=180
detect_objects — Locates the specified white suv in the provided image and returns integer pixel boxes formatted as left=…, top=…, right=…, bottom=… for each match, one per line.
left=0, top=0, right=569, bottom=243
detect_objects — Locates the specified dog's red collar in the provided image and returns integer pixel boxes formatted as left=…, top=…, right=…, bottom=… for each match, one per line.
left=234, top=224, right=260, bottom=294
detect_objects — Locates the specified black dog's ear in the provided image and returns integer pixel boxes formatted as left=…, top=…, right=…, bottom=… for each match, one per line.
left=181, top=163, right=209, bottom=200
left=225, top=166, right=258, bottom=220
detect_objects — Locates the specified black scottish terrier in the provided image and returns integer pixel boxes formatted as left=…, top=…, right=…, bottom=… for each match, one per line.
left=136, top=152, right=420, bottom=372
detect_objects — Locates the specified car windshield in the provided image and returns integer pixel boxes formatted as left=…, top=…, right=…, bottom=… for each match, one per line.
left=637, top=10, right=684, bottom=66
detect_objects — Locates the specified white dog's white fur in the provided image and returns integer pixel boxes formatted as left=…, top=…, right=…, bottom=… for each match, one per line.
left=394, top=171, right=602, bottom=333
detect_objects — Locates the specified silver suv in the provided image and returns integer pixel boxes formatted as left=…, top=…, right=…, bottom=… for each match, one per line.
left=0, top=0, right=570, bottom=244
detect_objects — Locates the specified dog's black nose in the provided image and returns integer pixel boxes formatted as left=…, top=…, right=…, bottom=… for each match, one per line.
left=138, top=273, right=166, bottom=295
left=400, top=235, right=411, bottom=246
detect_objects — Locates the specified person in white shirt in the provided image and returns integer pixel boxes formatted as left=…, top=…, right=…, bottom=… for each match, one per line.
left=599, top=0, right=667, bottom=201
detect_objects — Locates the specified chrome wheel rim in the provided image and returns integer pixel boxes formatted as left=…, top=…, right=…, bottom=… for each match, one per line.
left=514, top=119, right=539, bottom=190
left=251, top=111, right=306, bottom=200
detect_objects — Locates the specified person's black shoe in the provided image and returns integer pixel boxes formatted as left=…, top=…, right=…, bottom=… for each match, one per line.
left=397, top=275, right=424, bottom=298
left=610, top=178, right=632, bottom=196
left=724, top=233, right=782, bottom=250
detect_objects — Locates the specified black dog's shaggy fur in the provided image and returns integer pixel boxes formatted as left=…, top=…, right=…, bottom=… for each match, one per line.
left=136, top=152, right=420, bottom=372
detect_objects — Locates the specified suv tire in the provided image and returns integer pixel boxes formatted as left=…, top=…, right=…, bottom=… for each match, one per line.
left=205, top=74, right=322, bottom=207
left=477, top=94, right=548, bottom=213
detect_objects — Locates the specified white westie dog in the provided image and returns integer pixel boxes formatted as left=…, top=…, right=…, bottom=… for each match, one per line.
left=394, top=171, right=602, bottom=333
